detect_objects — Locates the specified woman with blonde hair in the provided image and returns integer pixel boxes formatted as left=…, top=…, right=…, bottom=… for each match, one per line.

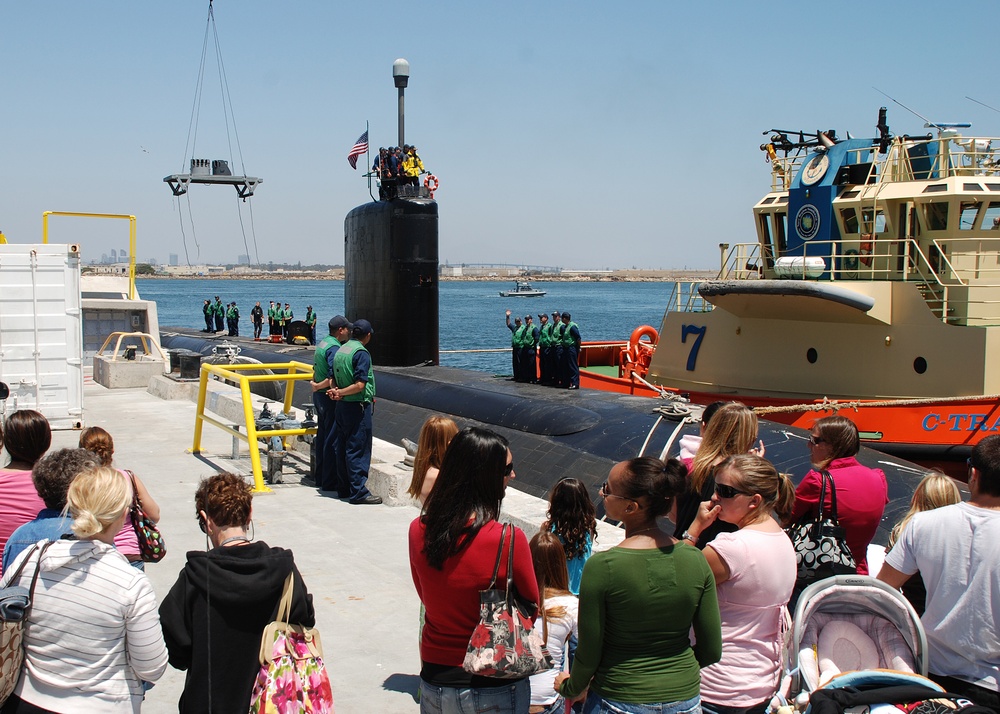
left=789, top=415, right=888, bottom=575
left=886, top=471, right=961, bottom=615
left=0, top=465, right=168, bottom=712
left=674, top=401, right=763, bottom=548
left=79, top=425, right=160, bottom=570
left=686, top=454, right=797, bottom=714
left=407, top=415, right=459, bottom=504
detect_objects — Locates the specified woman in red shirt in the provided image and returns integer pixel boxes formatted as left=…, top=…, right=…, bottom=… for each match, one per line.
left=409, top=426, right=538, bottom=713
left=789, top=416, right=888, bottom=575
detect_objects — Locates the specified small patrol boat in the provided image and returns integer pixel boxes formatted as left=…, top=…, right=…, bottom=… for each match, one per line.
left=579, top=108, right=1000, bottom=463
left=499, top=280, right=546, bottom=297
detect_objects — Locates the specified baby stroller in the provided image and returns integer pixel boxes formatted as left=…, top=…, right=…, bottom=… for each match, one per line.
left=773, top=574, right=933, bottom=712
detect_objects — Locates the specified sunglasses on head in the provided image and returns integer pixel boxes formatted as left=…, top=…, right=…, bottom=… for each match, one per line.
left=808, top=435, right=825, bottom=446
left=714, top=482, right=750, bottom=499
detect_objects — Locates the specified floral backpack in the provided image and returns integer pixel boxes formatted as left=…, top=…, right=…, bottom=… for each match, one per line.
left=249, top=572, right=334, bottom=714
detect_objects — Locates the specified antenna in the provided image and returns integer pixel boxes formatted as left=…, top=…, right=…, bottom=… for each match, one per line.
left=967, top=96, right=1000, bottom=115
left=872, top=87, right=941, bottom=130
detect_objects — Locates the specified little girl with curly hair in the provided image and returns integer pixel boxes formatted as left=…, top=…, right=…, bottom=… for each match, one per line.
left=541, top=478, right=598, bottom=595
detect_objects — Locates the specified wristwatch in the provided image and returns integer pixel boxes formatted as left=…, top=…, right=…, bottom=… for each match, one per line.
left=681, top=531, right=699, bottom=544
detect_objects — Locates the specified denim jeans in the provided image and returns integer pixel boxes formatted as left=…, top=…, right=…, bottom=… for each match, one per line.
left=532, top=698, right=567, bottom=714
left=582, top=692, right=701, bottom=714
left=334, top=401, right=373, bottom=502
left=420, top=678, right=531, bottom=714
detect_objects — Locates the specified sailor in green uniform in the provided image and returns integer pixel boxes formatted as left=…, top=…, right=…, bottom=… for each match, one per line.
left=559, top=312, right=581, bottom=389
left=305, top=305, right=317, bottom=345
left=282, top=303, right=293, bottom=340
left=505, top=311, right=524, bottom=381
left=213, top=296, right=225, bottom=332
left=521, top=314, right=539, bottom=383
left=328, top=319, right=381, bottom=505
left=203, top=300, right=213, bottom=332
left=537, top=312, right=555, bottom=385
left=551, top=311, right=565, bottom=387
left=310, top=316, right=352, bottom=492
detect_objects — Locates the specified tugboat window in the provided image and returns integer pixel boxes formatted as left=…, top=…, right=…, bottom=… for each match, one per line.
left=924, top=202, right=949, bottom=231
left=841, top=209, right=860, bottom=234
left=861, top=209, right=886, bottom=234
left=960, top=202, right=982, bottom=231
left=981, top=202, right=1000, bottom=230
left=914, top=357, right=927, bottom=374
left=806, top=348, right=818, bottom=364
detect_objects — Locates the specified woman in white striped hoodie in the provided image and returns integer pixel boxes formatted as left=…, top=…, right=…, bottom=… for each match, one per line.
left=0, top=465, right=167, bottom=713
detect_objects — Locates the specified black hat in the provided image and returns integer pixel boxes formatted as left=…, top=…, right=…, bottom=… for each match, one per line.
left=352, top=319, right=374, bottom=337
left=524, top=315, right=533, bottom=321
left=561, top=312, right=571, bottom=319
left=328, top=315, right=351, bottom=332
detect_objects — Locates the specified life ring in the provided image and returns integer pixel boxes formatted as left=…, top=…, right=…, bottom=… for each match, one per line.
left=626, top=325, right=659, bottom=376
left=424, top=174, right=440, bottom=197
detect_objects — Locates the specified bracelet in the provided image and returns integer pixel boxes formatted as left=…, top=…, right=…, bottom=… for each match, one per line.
left=681, top=531, right=699, bottom=544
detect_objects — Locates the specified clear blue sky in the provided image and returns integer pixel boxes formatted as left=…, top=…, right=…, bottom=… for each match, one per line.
left=3, top=1, right=998, bottom=269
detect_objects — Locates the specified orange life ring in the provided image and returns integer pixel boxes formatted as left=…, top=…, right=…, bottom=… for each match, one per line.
left=626, top=325, right=659, bottom=377
left=424, top=174, right=440, bottom=193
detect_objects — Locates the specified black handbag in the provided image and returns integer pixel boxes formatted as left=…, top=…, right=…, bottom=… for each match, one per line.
left=787, top=470, right=856, bottom=605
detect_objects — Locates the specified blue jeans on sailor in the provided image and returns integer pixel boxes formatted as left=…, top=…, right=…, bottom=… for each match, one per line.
left=419, top=678, right=530, bottom=714
left=335, top=400, right=373, bottom=502
left=312, top=391, right=336, bottom=490
left=582, top=692, right=701, bottom=714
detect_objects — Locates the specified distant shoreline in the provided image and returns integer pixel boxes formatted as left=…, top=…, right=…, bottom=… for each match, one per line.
left=132, top=270, right=718, bottom=283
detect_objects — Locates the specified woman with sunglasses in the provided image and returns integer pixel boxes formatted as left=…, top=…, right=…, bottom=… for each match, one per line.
left=674, top=402, right=763, bottom=549
left=554, top=457, right=721, bottom=714
left=788, top=415, right=888, bottom=575
left=408, top=426, right=539, bottom=713
left=684, top=454, right=796, bottom=714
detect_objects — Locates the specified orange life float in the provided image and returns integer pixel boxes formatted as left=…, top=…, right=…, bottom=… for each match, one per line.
left=624, top=325, right=658, bottom=378
left=424, top=174, right=440, bottom=197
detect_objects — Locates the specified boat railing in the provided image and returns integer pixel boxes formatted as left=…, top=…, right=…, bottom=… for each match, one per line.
left=852, top=136, right=1000, bottom=184
left=719, top=242, right=764, bottom=280
left=663, top=281, right=713, bottom=314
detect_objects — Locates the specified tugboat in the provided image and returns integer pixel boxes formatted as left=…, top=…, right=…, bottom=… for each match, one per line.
left=499, top=280, right=547, bottom=297
left=580, top=108, right=1000, bottom=461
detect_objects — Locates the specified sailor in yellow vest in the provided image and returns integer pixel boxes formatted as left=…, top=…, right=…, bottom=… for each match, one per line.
left=402, top=144, right=425, bottom=187
left=327, top=319, right=382, bottom=505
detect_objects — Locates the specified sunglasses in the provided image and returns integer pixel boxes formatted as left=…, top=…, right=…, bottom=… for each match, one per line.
left=598, top=481, right=634, bottom=501
left=714, top=482, right=751, bottom=499
left=808, top=435, right=825, bottom=446
left=504, top=462, right=515, bottom=477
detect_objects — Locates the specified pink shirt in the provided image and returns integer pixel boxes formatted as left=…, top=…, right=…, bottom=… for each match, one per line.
left=699, top=528, right=796, bottom=706
left=0, top=468, right=46, bottom=575
left=790, top=457, right=888, bottom=575
left=112, top=469, right=140, bottom=556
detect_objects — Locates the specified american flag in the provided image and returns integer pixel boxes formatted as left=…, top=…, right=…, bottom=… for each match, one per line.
left=347, top=130, right=368, bottom=169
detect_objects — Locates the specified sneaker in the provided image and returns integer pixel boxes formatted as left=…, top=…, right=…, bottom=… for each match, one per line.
left=351, top=494, right=383, bottom=505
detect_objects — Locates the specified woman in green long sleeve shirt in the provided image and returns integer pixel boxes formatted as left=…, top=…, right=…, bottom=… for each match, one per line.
left=555, top=457, right=722, bottom=713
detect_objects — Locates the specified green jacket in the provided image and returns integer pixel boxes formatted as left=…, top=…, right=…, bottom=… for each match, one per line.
left=560, top=321, right=580, bottom=348
left=213, top=301, right=225, bottom=317
left=539, top=323, right=554, bottom=348
left=306, top=309, right=317, bottom=327
left=333, top=340, right=375, bottom=403
left=513, top=324, right=529, bottom=348
left=313, top=335, right=339, bottom=382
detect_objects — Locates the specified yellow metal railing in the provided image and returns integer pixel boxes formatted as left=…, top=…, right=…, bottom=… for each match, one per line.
left=42, top=211, right=137, bottom=299
left=191, top=360, right=316, bottom=493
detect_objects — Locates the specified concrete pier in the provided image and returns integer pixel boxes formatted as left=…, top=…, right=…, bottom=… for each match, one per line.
left=43, top=379, right=623, bottom=712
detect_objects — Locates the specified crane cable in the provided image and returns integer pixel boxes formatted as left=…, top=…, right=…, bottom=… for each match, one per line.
left=177, top=0, right=260, bottom=267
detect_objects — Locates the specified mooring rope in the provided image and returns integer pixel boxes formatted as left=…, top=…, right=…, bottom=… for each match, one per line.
left=753, top=392, right=1000, bottom=415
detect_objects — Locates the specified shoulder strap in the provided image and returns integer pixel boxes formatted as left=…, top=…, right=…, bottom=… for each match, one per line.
left=5, top=541, right=43, bottom=585
left=486, top=523, right=508, bottom=590
left=822, top=470, right=840, bottom=523
left=26, top=541, right=54, bottom=610
left=504, top=525, right=516, bottom=604
left=125, top=469, right=140, bottom=508
left=814, top=470, right=828, bottom=521
left=277, top=572, right=295, bottom=625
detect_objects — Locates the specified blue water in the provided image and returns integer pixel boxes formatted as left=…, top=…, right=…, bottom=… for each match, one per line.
left=138, top=279, right=676, bottom=374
